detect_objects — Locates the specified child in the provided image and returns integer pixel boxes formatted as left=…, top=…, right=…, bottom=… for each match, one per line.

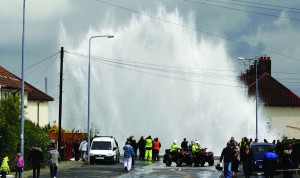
left=14, top=153, right=24, bottom=178
left=0, top=156, right=10, bottom=178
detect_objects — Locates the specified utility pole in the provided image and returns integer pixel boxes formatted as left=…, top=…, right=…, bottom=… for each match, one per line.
left=58, top=47, right=64, bottom=151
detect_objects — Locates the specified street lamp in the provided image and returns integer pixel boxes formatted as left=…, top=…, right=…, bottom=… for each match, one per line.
left=239, top=57, right=259, bottom=140
left=87, top=35, right=114, bottom=163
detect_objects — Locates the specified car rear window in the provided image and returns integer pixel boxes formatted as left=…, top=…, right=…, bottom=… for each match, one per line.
left=92, top=141, right=111, bottom=150
left=252, top=145, right=275, bottom=155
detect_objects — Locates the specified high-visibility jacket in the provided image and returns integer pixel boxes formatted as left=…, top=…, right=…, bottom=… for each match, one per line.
left=153, top=141, right=160, bottom=151
left=170, top=143, right=180, bottom=152
left=145, top=138, right=153, bottom=148
left=192, top=144, right=199, bottom=153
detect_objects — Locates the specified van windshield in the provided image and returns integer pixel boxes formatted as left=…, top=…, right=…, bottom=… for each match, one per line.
left=91, top=141, right=111, bottom=150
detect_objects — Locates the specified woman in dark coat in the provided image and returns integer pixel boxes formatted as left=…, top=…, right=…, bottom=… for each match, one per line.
left=138, top=136, right=146, bottom=160
left=240, top=144, right=254, bottom=178
left=231, top=141, right=239, bottom=177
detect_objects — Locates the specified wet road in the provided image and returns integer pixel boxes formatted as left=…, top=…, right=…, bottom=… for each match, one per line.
left=35, top=160, right=294, bottom=178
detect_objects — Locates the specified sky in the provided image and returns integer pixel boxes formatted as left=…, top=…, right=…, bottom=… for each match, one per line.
left=1, top=0, right=300, bottom=144
left=1, top=0, right=299, bottom=92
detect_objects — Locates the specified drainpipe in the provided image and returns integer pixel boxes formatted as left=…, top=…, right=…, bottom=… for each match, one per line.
left=37, top=101, right=43, bottom=126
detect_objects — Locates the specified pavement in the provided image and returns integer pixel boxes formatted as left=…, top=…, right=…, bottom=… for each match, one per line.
left=4, top=160, right=85, bottom=178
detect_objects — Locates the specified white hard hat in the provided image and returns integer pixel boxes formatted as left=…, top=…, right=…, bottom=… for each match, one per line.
left=195, top=141, right=199, bottom=144
left=173, top=140, right=178, bottom=144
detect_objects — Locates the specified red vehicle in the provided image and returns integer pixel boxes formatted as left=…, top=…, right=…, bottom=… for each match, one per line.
left=175, top=149, right=193, bottom=166
left=193, top=148, right=214, bottom=167
left=163, top=149, right=193, bottom=166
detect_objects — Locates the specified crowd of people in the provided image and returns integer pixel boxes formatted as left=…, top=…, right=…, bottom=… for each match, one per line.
left=220, top=136, right=300, bottom=178
left=122, top=136, right=208, bottom=172
left=121, top=135, right=162, bottom=172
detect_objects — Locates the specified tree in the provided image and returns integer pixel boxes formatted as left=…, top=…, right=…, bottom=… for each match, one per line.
left=0, top=93, right=49, bottom=170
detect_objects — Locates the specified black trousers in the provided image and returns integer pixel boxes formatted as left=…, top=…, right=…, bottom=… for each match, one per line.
left=1, top=171, right=7, bottom=178
left=32, top=163, right=41, bottom=178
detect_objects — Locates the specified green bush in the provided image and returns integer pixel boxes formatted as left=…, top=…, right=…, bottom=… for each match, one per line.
left=0, top=94, right=49, bottom=171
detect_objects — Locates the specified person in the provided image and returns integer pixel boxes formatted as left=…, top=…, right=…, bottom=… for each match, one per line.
left=73, top=139, right=81, bottom=161
left=79, top=139, right=88, bottom=162
left=0, top=156, right=10, bottom=178
left=220, top=142, right=234, bottom=178
left=275, top=140, right=284, bottom=161
left=152, top=137, right=161, bottom=161
left=230, top=137, right=235, bottom=146
left=170, top=140, right=181, bottom=160
left=130, top=136, right=138, bottom=160
left=48, top=144, right=60, bottom=178
left=290, top=143, right=300, bottom=175
left=263, top=146, right=277, bottom=178
left=138, top=136, right=145, bottom=160
left=94, top=132, right=101, bottom=138
left=281, top=150, right=294, bottom=178
left=181, top=138, right=188, bottom=149
left=123, top=141, right=134, bottom=172
left=192, top=141, right=199, bottom=154
left=231, top=141, right=239, bottom=177
left=28, top=144, right=44, bottom=178
left=240, top=144, right=254, bottom=178
left=144, top=136, right=153, bottom=161
left=14, top=153, right=24, bottom=178
left=264, top=139, right=268, bottom=143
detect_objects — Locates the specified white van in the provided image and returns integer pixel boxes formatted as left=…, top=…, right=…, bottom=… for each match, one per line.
left=89, top=136, right=120, bottom=164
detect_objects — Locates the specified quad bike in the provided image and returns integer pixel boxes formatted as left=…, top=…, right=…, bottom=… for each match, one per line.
left=163, top=149, right=177, bottom=166
left=193, top=148, right=214, bottom=167
left=175, top=149, right=193, bottom=166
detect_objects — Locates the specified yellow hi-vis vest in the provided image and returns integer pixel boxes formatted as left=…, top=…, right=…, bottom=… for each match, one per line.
left=170, top=143, right=180, bottom=152
left=145, top=138, right=152, bottom=148
left=192, top=144, right=199, bottom=153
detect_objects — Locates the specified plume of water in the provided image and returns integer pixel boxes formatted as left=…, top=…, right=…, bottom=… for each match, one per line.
left=56, top=6, right=278, bottom=153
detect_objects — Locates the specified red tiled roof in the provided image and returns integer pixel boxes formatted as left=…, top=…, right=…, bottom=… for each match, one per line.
left=248, top=73, right=300, bottom=106
left=0, top=66, right=53, bottom=101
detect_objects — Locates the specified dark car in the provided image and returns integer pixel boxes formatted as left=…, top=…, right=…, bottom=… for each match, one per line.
left=250, top=142, right=278, bottom=174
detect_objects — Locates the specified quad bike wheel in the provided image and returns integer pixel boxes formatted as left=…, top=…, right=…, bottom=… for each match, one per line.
left=176, top=158, right=183, bottom=167
left=208, top=159, right=214, bottom=166
left=165, top=157, right=172, bottom=166
left=200, top=158, right=206, bottom=167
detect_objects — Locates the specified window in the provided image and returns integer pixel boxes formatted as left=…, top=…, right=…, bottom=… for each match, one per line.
left=91, top=141, right=111, bottom=150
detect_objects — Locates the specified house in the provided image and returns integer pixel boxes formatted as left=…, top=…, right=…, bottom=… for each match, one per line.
left=0, top=66, right=53, bottom=126
left=240, top=56, right=300, bottom=139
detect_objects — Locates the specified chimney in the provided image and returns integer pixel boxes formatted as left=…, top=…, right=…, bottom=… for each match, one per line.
left=258, top=56, right=271, bottom=75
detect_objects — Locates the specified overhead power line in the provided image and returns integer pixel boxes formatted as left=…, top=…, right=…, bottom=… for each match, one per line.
left=207, top=0, right=300, bottom=14
left=12, top=52, right=59, bottom=76
left=231, top=0, right=300, bottom=12
left=65, top=51, right=243, bottom=88
left=65, top=51, right=238, bottom=79
left=95, top=0, right=300, bottom=62
left=184, top=0, right=300, bottom=21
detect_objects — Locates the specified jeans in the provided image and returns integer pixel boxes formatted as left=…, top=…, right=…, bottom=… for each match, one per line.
left=124, top=157, right=132, bottom=171
left=224, top=162, right=232, bottom=178
left=50, top=164, right=58, bottom=178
